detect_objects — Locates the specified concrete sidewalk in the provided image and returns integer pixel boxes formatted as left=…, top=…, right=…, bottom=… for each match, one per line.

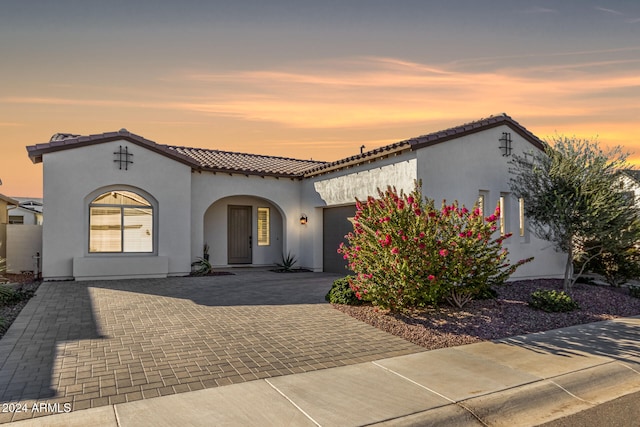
left=9, top=316, right=640, bottom=427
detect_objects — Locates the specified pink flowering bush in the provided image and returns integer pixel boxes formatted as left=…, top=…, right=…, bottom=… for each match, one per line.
left=337, top=182, right=532, bottom=310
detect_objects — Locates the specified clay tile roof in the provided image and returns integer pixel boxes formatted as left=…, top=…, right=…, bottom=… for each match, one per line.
left=26, top=114, right=544, bottom=179
left=166, top=146, right=326, bottom=177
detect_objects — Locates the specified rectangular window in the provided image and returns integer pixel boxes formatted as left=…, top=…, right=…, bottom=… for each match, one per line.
left=499, top=194, right=508, bottom=236
left=8, top=216, right=23, bottom=224
left=519, top=198, right=525, bottom=237
left=257, top=207, right=270, bottom=246
left=478, top=190, right=489, bottom=219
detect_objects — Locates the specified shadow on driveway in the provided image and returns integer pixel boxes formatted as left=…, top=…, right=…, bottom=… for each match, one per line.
left=0, top=272, right=423, bottom=423
left=86, top=271, right=339, bottom=306
left=0, top=284, right=103, bottom=404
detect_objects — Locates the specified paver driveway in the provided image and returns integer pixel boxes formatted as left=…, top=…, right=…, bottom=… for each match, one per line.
left=0, top=270, right=423, bottom=423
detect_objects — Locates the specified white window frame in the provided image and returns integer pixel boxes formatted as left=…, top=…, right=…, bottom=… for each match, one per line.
left=519, top=197, right=525, bottom=237
left=499, top=193, right=509, bottom=236
left=257, top=207, right=270, bottom=246
left=478, top=190, right=489, bottom=219
left=88, top=189, right=155, bottom=254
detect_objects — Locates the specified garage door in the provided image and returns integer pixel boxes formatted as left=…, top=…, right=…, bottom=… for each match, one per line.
left=323, top=205, right=357, bottom=274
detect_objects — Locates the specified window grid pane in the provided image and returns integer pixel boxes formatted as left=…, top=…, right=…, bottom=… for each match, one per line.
left=89, top=207, right=122, bottom=252
left=123, top=208, right=153, bottom=253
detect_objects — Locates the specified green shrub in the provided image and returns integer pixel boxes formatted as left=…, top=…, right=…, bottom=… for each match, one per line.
left=0, top=285, right=19, bottom=305
left=337, top=181, right=532, bottom=310
left=586, top=246, right=640, bottom=287
left=529, top=289, right=579, bottom=312
left=325, top=276, right=362, bottom=305
left=629, top=286, right=640, bottom=299
left=476, top=287, right=499, bottom=300
left=574, top=276, right=595, bottom=285
left=0, top=285, right=34, bottom=306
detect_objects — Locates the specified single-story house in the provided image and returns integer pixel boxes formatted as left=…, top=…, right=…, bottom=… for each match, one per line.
left=8, top=198, right=44, bottom=225
left=4, top=197, right=43, bottom=274
left=27, top=114, right=566, bottom=281
left=620, top=170, right=640, bottom=207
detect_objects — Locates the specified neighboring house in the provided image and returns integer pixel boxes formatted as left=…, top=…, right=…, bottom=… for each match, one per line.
left=4, top=197, right=43, bottom=274
left=0, top=193, right=19, bottom=261
left=8, top=198, right=43, bottom=225
left=620, top=170, right=640, bottom=207
left=26, top=114, right=566, bottom=281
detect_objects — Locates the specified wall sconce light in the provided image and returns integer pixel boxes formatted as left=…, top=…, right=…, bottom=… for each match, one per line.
left=300, top=214, right=308, bottom=225
left=499, top=132, right=512, bottom=157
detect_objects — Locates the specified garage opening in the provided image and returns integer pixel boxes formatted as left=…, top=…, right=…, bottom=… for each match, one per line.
left=322, top=205, right=357, bottom=274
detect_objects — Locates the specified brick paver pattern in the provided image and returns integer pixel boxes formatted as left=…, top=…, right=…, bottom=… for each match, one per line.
left=0, top=271, right=424, bottom=423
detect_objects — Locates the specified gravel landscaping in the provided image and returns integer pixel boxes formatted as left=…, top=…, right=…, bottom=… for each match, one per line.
left=0, top=274, right=41, bottom=339
left=333, top=279, right=640, bottom=350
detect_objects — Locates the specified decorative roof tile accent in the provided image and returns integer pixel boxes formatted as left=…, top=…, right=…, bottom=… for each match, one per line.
left=165, top=146, right=326, bottom=177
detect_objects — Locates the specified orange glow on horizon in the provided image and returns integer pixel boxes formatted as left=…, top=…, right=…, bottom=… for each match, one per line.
left=2, top=56, right=640, bottom=198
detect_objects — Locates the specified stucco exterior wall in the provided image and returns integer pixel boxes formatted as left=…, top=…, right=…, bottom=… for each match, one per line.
left=6, top=224, right=42, bottom=273
left=416, top=125, right=566, bottom=279
left=301, top=152, right=417, bottom=270
left=190, top=173, right=303, bottom=268
left=42, top=140, right=192, bottom=280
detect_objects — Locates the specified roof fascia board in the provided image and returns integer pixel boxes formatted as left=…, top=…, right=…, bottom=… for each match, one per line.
left=27, top=134, right=198, bottom=168
left=410, top=120, right=546, bottom=152
left=303, top=145, right=411, bottom=178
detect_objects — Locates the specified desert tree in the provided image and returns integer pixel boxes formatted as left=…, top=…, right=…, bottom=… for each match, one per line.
left=509, top=135, right=639, bottom=292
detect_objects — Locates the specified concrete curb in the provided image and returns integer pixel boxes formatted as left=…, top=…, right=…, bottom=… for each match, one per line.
left=9, top=357, right=640, bottom=427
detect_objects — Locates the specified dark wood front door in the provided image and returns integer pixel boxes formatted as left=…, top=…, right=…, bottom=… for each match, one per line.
left=228, top=205, right=252, bottom=264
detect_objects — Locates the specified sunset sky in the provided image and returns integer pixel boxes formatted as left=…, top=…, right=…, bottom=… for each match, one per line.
left=1, top=0, right=639, bottom=197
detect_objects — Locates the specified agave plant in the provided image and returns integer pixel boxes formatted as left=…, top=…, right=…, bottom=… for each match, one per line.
left=276, top=252, right=298, bottom=272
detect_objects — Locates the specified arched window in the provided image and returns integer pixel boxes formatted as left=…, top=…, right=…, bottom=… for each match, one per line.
left=89, top=190, right=153, bottom=253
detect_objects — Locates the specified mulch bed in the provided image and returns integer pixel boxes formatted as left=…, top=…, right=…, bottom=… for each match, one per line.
left=189, top=271, right=235, bottom=277
left=333, top=279, right=640, bottom=350
left=270, top=268, right=314, bottom=273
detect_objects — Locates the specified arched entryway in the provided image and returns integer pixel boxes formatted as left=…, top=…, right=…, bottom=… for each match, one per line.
left=203, top=195, right=285, bottom=266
